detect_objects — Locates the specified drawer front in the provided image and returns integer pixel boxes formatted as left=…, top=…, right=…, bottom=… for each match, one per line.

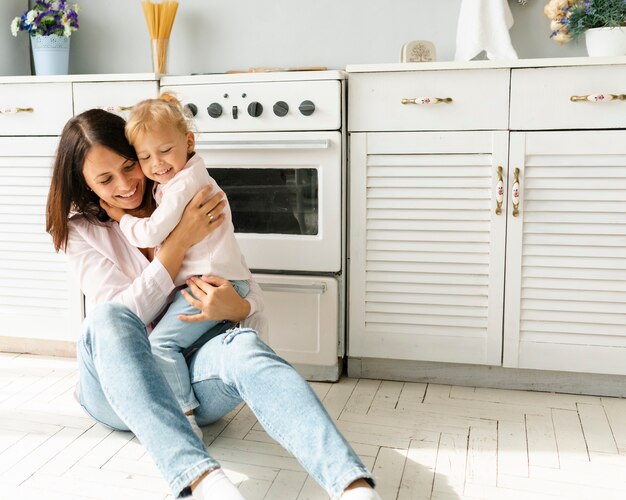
left=511, top=65, right=626, bottom=130
left=73, top=81, right=158, bottom=119
left=0, top=83, right=73, bottom=136
left=348, top=69, right=510, bottom=132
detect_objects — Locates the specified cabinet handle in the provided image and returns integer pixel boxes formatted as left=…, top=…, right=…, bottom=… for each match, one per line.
left=495, top=166, right=504, bottom=215
left=0, top=107, right=34, bottom=114
left=98, top=105, right=134, bottom=112
left=401, top=97, right=452, bottom=105
left=511, top=167, right=521, bottom=217
left=570, top=93, right=626, bottom=103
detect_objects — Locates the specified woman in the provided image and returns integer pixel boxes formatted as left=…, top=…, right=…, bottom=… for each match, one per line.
left=45, top=109, right=380, bottom=500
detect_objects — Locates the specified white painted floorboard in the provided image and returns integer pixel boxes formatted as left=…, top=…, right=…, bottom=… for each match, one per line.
left=1, top=353, right=626, bottom=499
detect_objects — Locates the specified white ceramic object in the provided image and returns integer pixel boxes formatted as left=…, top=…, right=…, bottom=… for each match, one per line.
left=585, top=27, right=626, bottom=57
left=31, top=34, right=70, bottom=75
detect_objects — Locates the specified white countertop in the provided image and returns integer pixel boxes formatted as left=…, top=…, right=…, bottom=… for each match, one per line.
left=161, top=69, right=346, bottom=85
left=0, top=73, right=157, bottom=84
left=346, top=55, right=626, bottom=73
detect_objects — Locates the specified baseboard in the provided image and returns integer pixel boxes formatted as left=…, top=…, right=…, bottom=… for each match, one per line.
left=0, top=337, right=76, bottom=358
left=348, top=357, right=626, bottom=397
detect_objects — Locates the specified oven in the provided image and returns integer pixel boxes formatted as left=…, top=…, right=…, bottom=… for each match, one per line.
left=160, top=71, right=346, bottom=380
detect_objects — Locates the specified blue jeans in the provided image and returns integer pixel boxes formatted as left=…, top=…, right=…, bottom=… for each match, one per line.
left=76, top=303, right=373, bottom=498
left=149, top=279, right=250, bottom=412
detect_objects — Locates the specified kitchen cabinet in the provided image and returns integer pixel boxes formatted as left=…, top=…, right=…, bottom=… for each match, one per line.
left=347, top=58, right=626, bottom=377
left=0, top=76, right=157, bottom=355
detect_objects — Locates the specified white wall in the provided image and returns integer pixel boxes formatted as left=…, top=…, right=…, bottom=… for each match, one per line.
left=0, top=0, right=30, bottom=75
left=4, top=0, right=587, bottom=76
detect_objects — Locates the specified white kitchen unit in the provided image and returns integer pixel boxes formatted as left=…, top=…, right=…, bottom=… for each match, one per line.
left=0, top=75, right=157, bottom=355
left=347, top=57, right=626, bottom=385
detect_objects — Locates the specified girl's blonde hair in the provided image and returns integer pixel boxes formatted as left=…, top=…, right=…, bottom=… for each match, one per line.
left=125, top=92, right=191, bottom=145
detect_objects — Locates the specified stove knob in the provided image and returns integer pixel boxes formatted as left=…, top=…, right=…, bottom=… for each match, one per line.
left=207, top=102, right=222, bottom=118
left=273, top=101, right=289, bottom=117
left=184, top=103, right=198, bottom=117
left=299, top=100, right=315, bottom=116
left=247, top=101, right=263, bottom=117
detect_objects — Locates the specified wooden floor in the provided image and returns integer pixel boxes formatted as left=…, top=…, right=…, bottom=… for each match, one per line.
left=2, top=353, right=626, bottom=499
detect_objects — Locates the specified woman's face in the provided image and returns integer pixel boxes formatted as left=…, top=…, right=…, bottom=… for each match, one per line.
left=83, top=145, right=146, bottom=211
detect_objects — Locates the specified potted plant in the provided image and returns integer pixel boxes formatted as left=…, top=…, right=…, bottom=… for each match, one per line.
left=10, top=0, right=79, bottom=75
left=544, top=0, right=626, bottom=56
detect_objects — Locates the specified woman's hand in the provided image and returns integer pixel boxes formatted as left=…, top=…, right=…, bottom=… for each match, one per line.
left=167, top=186, right=226, bottom=249
left=157, top=186, right=226, bottom=282
left=179, top=276, right=251, bottom=323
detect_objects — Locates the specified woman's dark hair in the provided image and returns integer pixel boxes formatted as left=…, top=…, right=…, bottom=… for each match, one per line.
left=46, top=109, right=146, bottom=252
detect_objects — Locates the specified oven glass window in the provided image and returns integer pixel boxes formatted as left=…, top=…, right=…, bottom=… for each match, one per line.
left=209, top=168, right=318, bottom=235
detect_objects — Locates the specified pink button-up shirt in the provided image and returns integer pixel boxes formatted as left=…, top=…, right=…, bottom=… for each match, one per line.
left=65, top=215, right=264, bottom=329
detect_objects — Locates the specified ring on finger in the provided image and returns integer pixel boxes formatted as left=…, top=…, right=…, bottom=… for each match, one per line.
left=208, top=211, right=214, bottom=222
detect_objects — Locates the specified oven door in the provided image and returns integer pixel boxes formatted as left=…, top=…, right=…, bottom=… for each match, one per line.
left=195, top=131, right=342, bottom=273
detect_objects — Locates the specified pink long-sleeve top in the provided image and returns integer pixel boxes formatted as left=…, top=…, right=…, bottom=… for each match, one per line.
left=65, top=214, right=264, bottom=328
left=118, top=153, right=250, bottom=286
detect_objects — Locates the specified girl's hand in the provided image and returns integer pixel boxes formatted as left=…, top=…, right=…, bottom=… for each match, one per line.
left=179, top=276, right=250, bottom=323
left=100, top=199, right=127, bottom=222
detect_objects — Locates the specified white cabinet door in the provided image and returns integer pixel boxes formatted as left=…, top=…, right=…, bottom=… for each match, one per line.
left=255, top=273, right=341, bottom=381
left=0, top=137, right=83, bottom=343
left=349, top=131, right=508, bottom=365
left=504, top=131, right=626, bottom=375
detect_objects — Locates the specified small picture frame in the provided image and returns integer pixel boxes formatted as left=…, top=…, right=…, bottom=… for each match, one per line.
left=401, top=40, right=436, bottom=63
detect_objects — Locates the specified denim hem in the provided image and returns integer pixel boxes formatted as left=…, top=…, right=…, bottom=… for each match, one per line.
left=329, top=466, right=375, bottom=499
left=170, top=458, right=220, bottom=498
left=181, top=400, right=200, bottom=413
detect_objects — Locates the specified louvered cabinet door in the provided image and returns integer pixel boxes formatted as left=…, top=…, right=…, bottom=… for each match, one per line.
left=0, top=137, right=83, bottom=344
left=504, top=131, right=626, bottom=375
left=349, top=131, right=508, bottom=364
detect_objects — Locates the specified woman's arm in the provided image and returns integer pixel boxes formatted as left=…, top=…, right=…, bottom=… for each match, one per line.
left=65, top=187, right=226, bottom=325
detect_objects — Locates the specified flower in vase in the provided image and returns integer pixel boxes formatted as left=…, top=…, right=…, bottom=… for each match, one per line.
left=10, top=0, right=80, bottom=38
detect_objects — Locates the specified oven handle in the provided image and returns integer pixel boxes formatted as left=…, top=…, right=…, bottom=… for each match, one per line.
left=195, top=139, right=330, bottom=150
left=258, top=282, right=327, bottom=294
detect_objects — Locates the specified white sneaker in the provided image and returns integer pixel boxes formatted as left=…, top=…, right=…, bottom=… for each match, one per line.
left=187, top=413, right=204, bottom=440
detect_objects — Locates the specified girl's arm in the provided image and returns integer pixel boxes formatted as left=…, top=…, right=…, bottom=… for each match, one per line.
left=120, top=164, right=219, bottom=248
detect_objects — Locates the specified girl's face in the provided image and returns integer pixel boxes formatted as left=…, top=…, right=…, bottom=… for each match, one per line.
left=83, top=145, right=146, bottom=211
left=133, top=125, right=194, bottom=184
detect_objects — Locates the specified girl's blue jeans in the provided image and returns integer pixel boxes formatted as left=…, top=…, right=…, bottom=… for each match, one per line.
left=149, top=279, right=250, bottom=413
left=76, top=303, right=373, bottom=498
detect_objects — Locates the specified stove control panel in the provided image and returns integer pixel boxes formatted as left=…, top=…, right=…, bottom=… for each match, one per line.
left=161, top=79, right=341, bottom=132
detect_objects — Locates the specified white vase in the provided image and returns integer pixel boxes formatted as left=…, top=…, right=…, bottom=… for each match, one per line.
left=584, top=27, right=626, bottom=57
left=31, top=34, right=70, bottom=75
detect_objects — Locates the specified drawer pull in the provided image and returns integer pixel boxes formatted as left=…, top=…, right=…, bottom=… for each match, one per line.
left=401, top=97, right=452, bottom=105
left=98, top=105, right=134, bottom=113
left=570, top=93, right=626, bottom=103
left=0, top=107, right=34, bottom=114
left=511, top=168, right=521, bottom=218
left=495, top=166, right=504, bottom=216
